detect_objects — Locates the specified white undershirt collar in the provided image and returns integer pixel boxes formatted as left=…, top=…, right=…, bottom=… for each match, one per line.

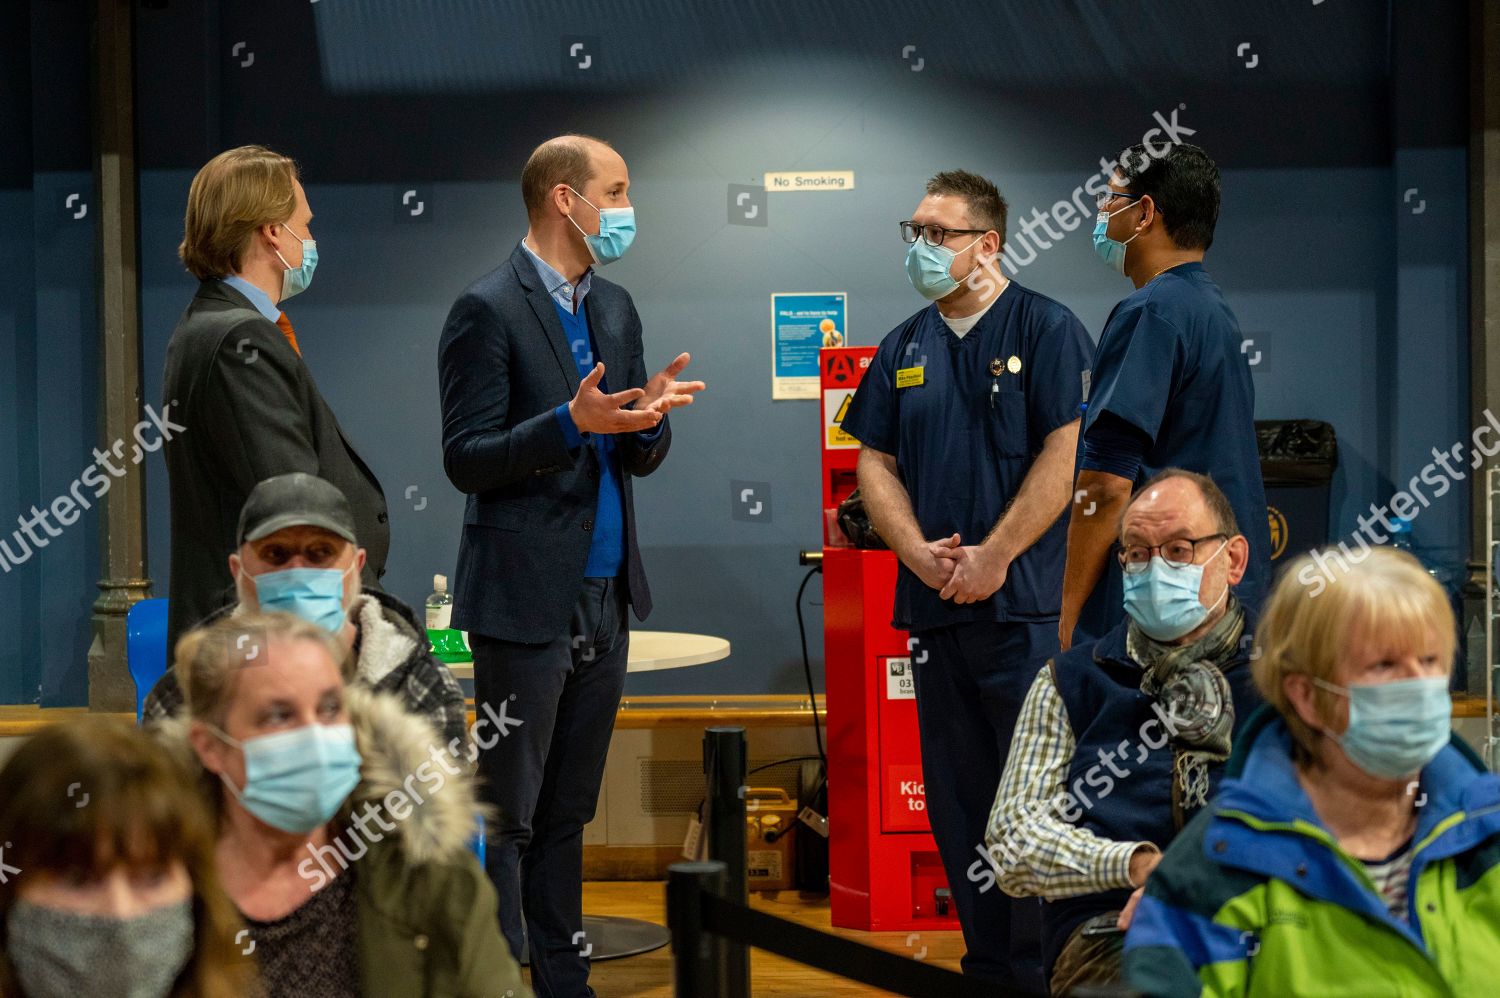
left=940, top=278, right=1010, bottom=339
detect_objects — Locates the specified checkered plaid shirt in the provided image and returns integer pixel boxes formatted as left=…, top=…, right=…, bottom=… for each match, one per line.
left=984, top=665, right=1157, bottom=899
left=142, top=591, right=467, bottom=751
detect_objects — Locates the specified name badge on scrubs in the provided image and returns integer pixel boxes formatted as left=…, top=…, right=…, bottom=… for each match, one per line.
left=896, top=366, right=925, bottom=389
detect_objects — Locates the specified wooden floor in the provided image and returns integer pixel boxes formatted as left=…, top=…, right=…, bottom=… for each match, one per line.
left=582, top=880, right=964, bottom=996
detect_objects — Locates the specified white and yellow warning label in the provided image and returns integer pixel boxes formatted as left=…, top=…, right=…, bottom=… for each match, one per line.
left=824, top=389, right=859, bottom=448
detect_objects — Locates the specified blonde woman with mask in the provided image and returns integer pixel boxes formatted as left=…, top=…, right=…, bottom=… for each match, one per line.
left=163, top=612, right=528, bottom=998
left=1123, top=547, right=1500, bottom=996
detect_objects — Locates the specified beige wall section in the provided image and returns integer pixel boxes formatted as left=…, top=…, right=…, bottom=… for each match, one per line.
left=0, top=710, right=1484, bottom=835
left=1471, top=0, right=1500, bottom=769
left=1471, top=0, right=1500, bottom=570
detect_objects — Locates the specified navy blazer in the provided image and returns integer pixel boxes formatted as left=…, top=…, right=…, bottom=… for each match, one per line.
left=437, top=243, right=670, bottom=643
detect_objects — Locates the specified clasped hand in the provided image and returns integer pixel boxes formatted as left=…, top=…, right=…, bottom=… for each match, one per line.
left=910, top=534, right=1010, bottom=604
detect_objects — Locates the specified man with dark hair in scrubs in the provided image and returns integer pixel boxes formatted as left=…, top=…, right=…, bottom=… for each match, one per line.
left=841, top=170, right=1093, bottom=988
left=1058, top=142, right=1271, bottom=651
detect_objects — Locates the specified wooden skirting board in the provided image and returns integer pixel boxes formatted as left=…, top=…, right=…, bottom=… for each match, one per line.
left=0, top=694, right=826, bottom=739
left=9, top=692, right=1490, bottom=738
left=1, top=698, right=819, bottom=884
left=0, top=706, right=135, bottom=737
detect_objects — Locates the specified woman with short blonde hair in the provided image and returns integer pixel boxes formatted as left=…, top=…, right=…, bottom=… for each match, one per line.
left=1251, top=544, right=1456, bottom=765
left=163, top=613, right=527, bottom=998
left=1124, top=547, right=1500, bottom=996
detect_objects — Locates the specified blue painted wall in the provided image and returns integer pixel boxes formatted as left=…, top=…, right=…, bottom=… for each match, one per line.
left=1, top=0, right=1475, bottom=702
left=2, top=1, right=98, bottom=705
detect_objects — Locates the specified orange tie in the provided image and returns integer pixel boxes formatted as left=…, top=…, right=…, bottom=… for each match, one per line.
left=276, top=311, right=301, bottom=356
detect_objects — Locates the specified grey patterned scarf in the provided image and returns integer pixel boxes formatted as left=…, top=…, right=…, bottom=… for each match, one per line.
left=1127, top=596, right=1245, bottom=810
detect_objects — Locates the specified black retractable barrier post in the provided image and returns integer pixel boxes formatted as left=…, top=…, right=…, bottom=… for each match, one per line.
left=667, top=862, right=726, bottom=997
left=703, top=726, right=749, bottom=998
left=670, top=856, right=1053, bottom=998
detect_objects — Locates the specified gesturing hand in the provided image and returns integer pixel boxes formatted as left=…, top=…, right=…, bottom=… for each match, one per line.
left=568, top=363, right=662, bottom=435
left=639, top=352, right=706, bottom=415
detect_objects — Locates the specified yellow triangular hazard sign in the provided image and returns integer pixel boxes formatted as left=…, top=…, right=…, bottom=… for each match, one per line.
left=834, top=393, right=852, bottom=423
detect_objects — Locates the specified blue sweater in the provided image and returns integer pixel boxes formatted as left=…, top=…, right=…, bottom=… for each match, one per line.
left=551, top=300, right=626, bottom=578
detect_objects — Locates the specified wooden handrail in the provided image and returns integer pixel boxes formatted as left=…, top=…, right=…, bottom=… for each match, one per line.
left=465, top=693, right=825, bottom=730
left=1, top=693, right=1484, bottom=736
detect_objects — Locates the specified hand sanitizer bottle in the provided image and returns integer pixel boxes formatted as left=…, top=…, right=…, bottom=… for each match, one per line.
left=425, top=574, right=453, bottom=630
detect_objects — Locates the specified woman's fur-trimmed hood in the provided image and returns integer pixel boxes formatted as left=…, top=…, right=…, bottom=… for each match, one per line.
left=341, top=686, right=483, bottom=864
left=157, top=686, right=483, bottom=866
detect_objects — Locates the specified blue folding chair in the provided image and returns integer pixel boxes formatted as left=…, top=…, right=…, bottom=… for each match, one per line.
left=471, top=813, right=487, bottom=865
left=125, top=598, right=170, bottom=721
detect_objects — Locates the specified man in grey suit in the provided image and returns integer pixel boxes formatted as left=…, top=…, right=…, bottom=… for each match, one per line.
left=438, top=134, right=702, bottom=997
left=163, top=146, right=388, bottom=652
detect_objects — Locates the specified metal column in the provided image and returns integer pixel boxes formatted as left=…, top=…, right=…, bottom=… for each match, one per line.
left=1469, top=0, right=1500, bottom=587
left=86, top=0, right=149, bottom=711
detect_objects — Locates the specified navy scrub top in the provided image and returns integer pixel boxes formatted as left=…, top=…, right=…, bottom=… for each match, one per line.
left=1075, top=261, right=1272, bottom=643
left=841, top=283, right=1093, bottom=633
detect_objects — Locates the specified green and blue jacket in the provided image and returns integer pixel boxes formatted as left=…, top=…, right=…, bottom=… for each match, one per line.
left=1123, top=707, right=1500, bottom=997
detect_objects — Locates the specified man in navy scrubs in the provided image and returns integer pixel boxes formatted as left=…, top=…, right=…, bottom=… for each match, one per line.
left=841, top=170, right=1093, bottom=987
left=1058, top=143, right=1270, bottom=650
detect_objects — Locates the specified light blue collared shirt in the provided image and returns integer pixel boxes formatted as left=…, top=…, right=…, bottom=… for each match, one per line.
left=520, top=239, right=593, bottom=314
left=220, top=275, right=281, bottom=323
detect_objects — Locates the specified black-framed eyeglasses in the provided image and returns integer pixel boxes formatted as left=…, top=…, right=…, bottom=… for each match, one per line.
left=900, top=221, right=990, bottom=247
left=1095, top=190, right=1140, bottom=211
left=1117, top=534, right=1227, bottom=574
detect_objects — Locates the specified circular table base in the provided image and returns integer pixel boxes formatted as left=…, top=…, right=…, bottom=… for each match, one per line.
left=519, top=914, right=671, bottom=965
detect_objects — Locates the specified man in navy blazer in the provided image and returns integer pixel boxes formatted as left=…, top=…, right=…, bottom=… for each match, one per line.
left=438, top=134, right=702, bottom=997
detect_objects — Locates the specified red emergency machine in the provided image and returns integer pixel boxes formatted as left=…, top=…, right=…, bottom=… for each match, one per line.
left=819, top=347, right=959, bottom=932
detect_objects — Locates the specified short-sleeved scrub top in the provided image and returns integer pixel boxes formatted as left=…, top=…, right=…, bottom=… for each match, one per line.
left=842, top=283, right=1094, bottom=633
left=1075, top=261, right=1272, bottom=642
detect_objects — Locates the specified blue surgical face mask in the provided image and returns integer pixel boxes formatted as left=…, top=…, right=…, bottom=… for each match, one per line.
left=1313, top=675, right=1453, bottom=779
left=250, top=564, right=354, bottom=634
left=273, top=223, right=318, bottom=301
left=905, top=234, right=984, bottom=301
left=566, top=187, right=636, bottom=265
left=1092, top=198, right=1141, bottom=275
left=1122, top=541, right=1228, bottom=641
left=210, top=722, right=362, bottom=834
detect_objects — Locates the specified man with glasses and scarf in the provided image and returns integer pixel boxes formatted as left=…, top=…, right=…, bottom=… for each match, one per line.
left=1059, top=142, right=1271, bottom=652
left=986, top=468, right=1262, bottom=995
left=840, top=170, right=1092, bottom=988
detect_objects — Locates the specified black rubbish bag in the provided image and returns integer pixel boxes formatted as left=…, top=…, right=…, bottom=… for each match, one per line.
left=1256, top=419, right=1338, bottom=562
left=836, top=487, right=888, bottom=550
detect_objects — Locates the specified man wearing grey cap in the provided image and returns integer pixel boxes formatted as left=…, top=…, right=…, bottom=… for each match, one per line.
left=143, top=473, right=465, bottom=748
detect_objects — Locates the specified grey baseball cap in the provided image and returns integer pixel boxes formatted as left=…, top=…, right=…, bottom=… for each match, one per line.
left=237, top=472, right=358, bottom=547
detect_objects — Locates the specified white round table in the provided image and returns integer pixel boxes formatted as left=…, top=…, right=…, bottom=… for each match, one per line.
left=454, top=630, right=731, bottom=962
left=446, top=630, right=730, bottom=680
left=625, top=630, right=731, bottom=672
left=585, top=630, right=732, bottom=960
left=585, top=630, right=731, bottom=959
